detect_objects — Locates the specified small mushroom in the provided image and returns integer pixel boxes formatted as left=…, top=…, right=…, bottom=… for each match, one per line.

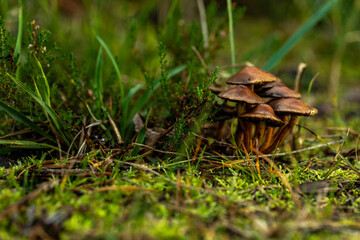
left=218, top=85, right=264, bottom=114
left=262, top=98, right=317, bottom=153
left=239, top=103, right=284, bottom=152
left=209, top=85, right=227, bottom=95
left=218, top=85, right=264, bottom=150
left=226, top=66, right=280, bottom=91
left=254, top=79, right=281, bottom=92
left=257, top=82, right=302, bottom=99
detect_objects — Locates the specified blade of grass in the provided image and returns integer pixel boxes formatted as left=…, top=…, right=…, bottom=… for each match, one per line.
left=33, top=55, right=51, bottom=106
left=14, top=0, right=23, bottom=64
left=167, top=0, right=179, bottom=20
left=196, top=0, right=209, bottom=54
left=263, top=0, right=338, bottom=70
left=6, top=73, right=72, bottom=146
left=94, top=46, right=104, bottom=115
left=121, top=83, right=143, bottom=130
left=0, top=101, right=56, bottom=143
left=227, top=0, right=236, bottom=74
left=90, top=47, right=113, bottom=140
left=0, top=139, right=59, bottom=150
left=95, top=34, right=124, bottom=104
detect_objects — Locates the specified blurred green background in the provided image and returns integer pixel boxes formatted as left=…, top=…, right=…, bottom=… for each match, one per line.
left=1, top=0, right=360, bottom=119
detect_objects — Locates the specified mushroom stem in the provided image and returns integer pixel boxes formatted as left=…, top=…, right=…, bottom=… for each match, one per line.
left=271, top=115, right=289, bottom=141
left=236, top=118, right=252, bottom=152
left=260, top=126, right=274, bottom=151
left=246, top=122, right=253, bottom=152
left=249, top=84, right=254, bottom=92
left=263, top=115, right=298, bottom=153
left=216, top=120, right=226, bottom=139
left=240, top=103, right=256, bottom=153
left=236, top=103, right=247, bottom=151
left=235, top=118, right=244, bottom=149
left=254, top=121, right=266, bottom=148
left=237, top=102, right=246, bottom=116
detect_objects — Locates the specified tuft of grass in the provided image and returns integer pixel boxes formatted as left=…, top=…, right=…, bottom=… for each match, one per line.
left=6, top=73, right=73, bottom=147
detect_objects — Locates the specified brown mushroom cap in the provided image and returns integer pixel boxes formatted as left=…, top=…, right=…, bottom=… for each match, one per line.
left=257, top=82, right=301, bottom=98
left=268, top=98, right=318, bottom=116
left=227, top=66, right=280, bottom=85
left=218, top=85, right=264, bottom=104
left=254, top=78, right=282, bottom=92
left=240, top=104, right=284, bottom=127
left=209, top=85, right=226, bottom=94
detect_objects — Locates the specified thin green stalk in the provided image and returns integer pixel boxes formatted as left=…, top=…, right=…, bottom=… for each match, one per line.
left=0, top=139, right=60, bottom=151
left=94, top=46, right=103, bottom=115
left=167, top=0, right=179, bottom=20
left=95, top=34, right=124, bottom=104
left=33, top=55, right=51, bottom=106
left=227, top=0, right=236, bottom=74
left=294, top=72, right=318, bottom=149
left=14, top=0, right=23, bottom=64
left=196, top=0, right=209, bottom=54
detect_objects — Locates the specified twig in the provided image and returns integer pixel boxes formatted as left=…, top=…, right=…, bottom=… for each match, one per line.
left=107, top=112, right=123, bottom=145
left=38, top=168, right=111, bottom=176
left=294, top=62, right=307, bottom=92
left=79, top=117, right=87, bottom=152
left=56, top=137, right=62, bottom=162
left=86, top=185, right=156, bottom=194
left=16, top=160, right=57, bottom=179
left=191, top=46, right=208, bottom=74
left=133, top=143, right=185, bottom=156
left=0, top=128, right=32, bottom=139
left=191, top=132, right=234, bottom=147
left=324, top=127, right=359, bottom=137
left=272, top=140, right=343, bottom=156
left=204, top=140, right=344, bottom=160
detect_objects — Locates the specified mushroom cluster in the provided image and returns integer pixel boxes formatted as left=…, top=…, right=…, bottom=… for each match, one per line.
left=218, top=66, right=317, bottom=154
